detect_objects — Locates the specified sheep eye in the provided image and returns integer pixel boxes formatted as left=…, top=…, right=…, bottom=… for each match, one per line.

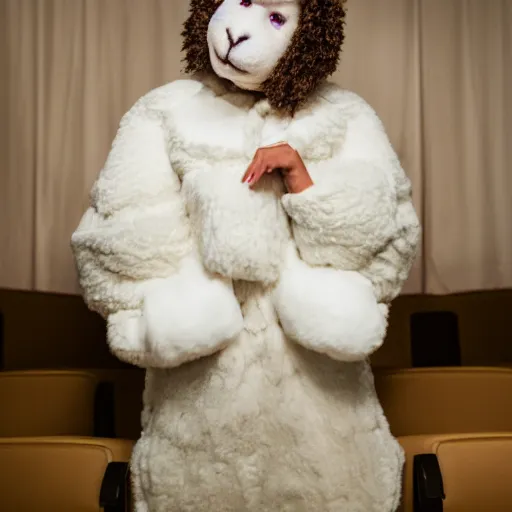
left=269, top=12, right=286, bottom=28
left=240, top=0, right=252, bottom=7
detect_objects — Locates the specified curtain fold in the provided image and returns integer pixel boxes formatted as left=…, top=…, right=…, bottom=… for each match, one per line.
left=420, top=0, right=512, bottom=293
left=1, top=0, right=189, bottom=294
left=0, top=0, right=510, bottom=295
left=0, top=0, right=37, bottom=290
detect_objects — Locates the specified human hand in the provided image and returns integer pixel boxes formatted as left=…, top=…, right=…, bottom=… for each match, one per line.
left=242, top=142, right=314, bottom=194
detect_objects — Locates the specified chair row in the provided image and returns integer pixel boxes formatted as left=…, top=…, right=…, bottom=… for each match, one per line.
left=2, top=366, right=512, bottom=439
left=0, top=433, right=510, bottom=511
left=374, top=366, right=512, bottom=436
left=399, top=432, right=512, bottom=511
left=0, top=437, right=133, bottom=512
left=0, top=369, right=144, bottom=439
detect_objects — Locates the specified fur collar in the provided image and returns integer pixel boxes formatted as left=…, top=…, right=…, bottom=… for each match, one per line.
left=166, top=76, right=348, bottom=171
left=162, top=76, right=350, bottom=285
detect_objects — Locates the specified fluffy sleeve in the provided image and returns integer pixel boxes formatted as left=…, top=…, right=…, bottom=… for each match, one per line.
left=274, top=92, right=420, bottom=362
left=71, top=83, right=243, bottom=369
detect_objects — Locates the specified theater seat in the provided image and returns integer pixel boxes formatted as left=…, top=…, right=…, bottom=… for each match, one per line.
left=0, top=370, right=98, bottom=437
left=87, top=369, right=146, bottom=440
left=398, top=433, right=512, bottom=512
left=374, top=367, right=512, bottom=436
left=0, top=437, right=133, bottom=512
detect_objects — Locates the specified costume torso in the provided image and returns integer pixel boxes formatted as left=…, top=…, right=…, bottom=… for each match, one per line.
left=127, top=78, right=405, bottom=512
left=134, top=300, right=403, bottom=512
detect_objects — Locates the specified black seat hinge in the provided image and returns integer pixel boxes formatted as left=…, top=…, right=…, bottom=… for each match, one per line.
left=100, top=461, right=130, bottom=512
left=413, top=453, right=445, bottom=512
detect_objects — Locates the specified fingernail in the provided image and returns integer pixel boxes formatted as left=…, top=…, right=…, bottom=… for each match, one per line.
left=248, top=174, right=254, bottom=183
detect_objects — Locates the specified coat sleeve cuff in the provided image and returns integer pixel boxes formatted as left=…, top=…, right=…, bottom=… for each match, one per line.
left=106, top=256, right=244, bottom=369
left=273, top=246, right=388, bottom=362
left=281, top=161, right=397, bottom=271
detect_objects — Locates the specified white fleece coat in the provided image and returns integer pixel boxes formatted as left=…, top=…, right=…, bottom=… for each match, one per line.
left=72, top=75, right=420, bottom=512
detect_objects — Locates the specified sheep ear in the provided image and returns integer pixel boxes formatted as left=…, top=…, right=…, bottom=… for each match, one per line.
left=262, top=0, right=347, bottom=114
left=181, top=0, right=219, bottom=75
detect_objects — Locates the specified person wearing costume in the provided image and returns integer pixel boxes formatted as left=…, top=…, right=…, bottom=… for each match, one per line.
left=72, top=0, right=420, bottom=510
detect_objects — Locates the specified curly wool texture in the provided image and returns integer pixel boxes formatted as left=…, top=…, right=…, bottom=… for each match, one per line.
left=263, top=0, right=347, bottom=114
left=71, top=83, right=245, bottom=368
left=71, top=87, right=195, bottom=319
left=282, top=161, right=398, bottom=270
left=182, top=166, right=290, bottom=284
left=282, top=90, right=421, bottom=303
left=182, top=0, right=347, bottom=114
left=72, top=78, right=416, bottom=511
left=181, top=0, right=220, bottom=77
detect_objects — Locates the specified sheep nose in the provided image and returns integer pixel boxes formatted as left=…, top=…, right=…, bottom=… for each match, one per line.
left=226, top=28, right=250, bottom=48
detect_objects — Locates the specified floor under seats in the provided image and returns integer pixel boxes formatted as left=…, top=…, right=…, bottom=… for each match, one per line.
left=374, top=367, right=512, bottom=436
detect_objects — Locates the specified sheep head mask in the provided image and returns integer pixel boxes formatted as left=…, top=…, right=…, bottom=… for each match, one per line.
left=182, top=0, right=347, bottom=114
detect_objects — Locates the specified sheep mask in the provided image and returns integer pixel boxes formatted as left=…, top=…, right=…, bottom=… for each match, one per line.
left=183, top=0, right=347, bottom=113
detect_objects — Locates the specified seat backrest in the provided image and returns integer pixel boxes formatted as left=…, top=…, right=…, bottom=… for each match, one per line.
left=0, top=370, right=98, bottom=436
left=374, top=367, right=512, bottom=436
left=398, top=433, right=512, bottom=512
left=86, top=368, right=145, bottom=440
left=0, top=437, right=133, bottom=512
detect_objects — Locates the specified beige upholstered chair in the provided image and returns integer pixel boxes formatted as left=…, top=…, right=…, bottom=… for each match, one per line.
left=0, top=370, right=98, bottom=437
left=0, top=437, right=134, bottom=511
left=398, top=433, right=512, bottom=512
left=375, top=367, right=512, bottom=436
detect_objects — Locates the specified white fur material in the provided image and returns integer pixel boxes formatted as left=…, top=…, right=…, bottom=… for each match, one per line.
left=281, top=89, right=421, bottom=302
left=107, top=310, right=149, bottom=367
left=208, top=0, right=300, bottom=91
left=282, top=159, right=397, bottom=270
left=104, top=258, right=244, bottom=369
left=72, top=78, right=419, bottom=512
left=274, top=245, right=388, bottom=361
left=142, top=256, right=244, bottom=368
left=71, top=84, right=244, bottom=367
left=182, top=162, right=290, bottom=284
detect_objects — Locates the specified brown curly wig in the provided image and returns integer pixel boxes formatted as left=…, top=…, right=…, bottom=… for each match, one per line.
left=181, top=0, right=347, bottom=115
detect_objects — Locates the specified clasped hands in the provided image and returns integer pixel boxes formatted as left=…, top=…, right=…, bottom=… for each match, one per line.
left=242, top=142, right=313, bottom=194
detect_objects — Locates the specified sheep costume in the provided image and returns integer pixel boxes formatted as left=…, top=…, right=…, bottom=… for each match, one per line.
left=72, top=0, right=420, bottom=510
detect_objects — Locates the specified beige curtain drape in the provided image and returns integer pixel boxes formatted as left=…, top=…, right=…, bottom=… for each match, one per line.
left=420, top=0, right=512, bottom=293
left=1, top=0, right=511, bottom=296
left=0, top=0, right=189, bottom=293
